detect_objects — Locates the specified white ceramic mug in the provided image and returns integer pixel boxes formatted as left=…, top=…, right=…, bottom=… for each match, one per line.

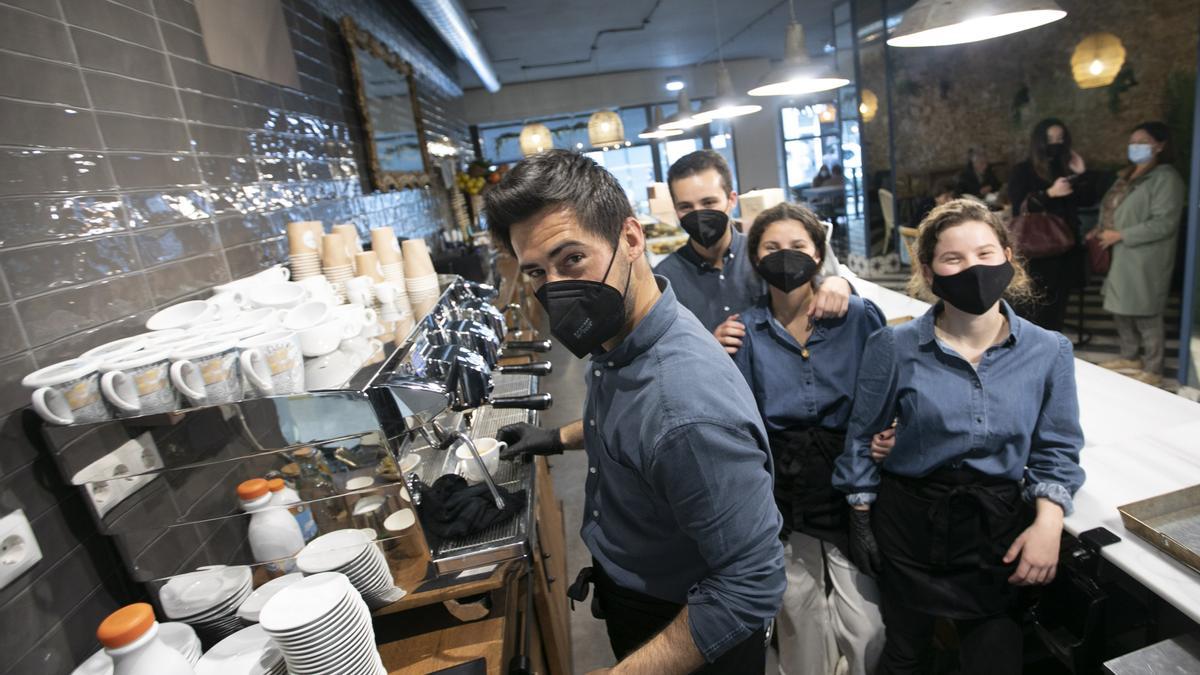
left=99, top=348, right=180, bottom=416
left=253, top=265, right=291, bottom=283
left=208, top=291, right=245, bottom=319
left=238, top=330, right=304, bottom=396
left=297, top=317, right=361, bottom=357
left=295, top=277, right=337, bottom=304
left=246, top=282, right=307, bottom=310
left=169, top=337, right=242, bottom=406
left=345, top=276, right=374, bottom=306
left=456, top=438, right=504, bottom=484
left=332, top=304, right=378, bottom=336
left=22, top=358, right=110, bottom=425
left=80, top=335, right=149, bottom=362
left=282, top=300, right=333, bottom=332
left=146, top=300, right=219, bottom=331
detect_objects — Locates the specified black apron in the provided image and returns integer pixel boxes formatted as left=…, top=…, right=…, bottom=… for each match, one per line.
left=767, top=426, right=848, bottom=552
left=873, top=467, right=1033, bottom=620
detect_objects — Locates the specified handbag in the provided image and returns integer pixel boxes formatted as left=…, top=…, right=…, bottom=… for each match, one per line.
left=1086, top=233, right=1112, bottom=275
left=1009, top=196, right=1076, bottom=258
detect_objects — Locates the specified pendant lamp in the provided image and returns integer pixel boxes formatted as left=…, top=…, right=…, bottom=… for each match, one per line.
left=1070, top=33, right=1125, bottom=89
left=887, top=0, right=1066, bottom=48
left=694, top=64, right=763, bottom=122
left=858, top=89, right=878, bottom=123
left=518, top=123, right=552, bottom=157
left=748, top=22, right=849, bottom=97
left=639, top=107, right=684, bottom=139
left=588, top=110, right=626, bottom=149
left=659, top=90, right=705, bottom=131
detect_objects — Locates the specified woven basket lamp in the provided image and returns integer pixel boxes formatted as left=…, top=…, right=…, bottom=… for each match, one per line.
left=859, top=89, right=878, bottom=123
left=1071, top=33, right=1126, bottom=89
left=519, top=123, right=553, bottom=157
left=588, top=110, right=625, bottom=150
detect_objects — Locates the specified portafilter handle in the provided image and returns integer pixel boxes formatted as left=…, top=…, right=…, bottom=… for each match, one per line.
left=489, top=392, right=553, bottom=410
left=503, top=339, right=552, bottom=353
left=494, top=361, right=552, bottom=377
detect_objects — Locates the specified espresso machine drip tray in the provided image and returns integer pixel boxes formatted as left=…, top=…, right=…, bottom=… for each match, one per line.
left=429, top=373, right=540, bottom=574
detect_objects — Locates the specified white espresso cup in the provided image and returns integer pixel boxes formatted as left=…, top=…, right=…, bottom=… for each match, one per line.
left=169, top=337, right=242, bottom=406
left=282, top=300, right=333, bottom=332
left=238, top=330, right=305, bottom=396
left=345, top=276, right=375, bottom=306
left=295, top=277, right=337, bottom=304
left=246, top=282, right=307, bottom=310
left=332, top=304, right=378, bottom=336
left=146, top=299, right=219, bottom=331
left=21, top=358, right=110, bottom=425
left=99, top=348, right=181, bottom=416
left=456, top=437, right=505, bottom=484
left=208, top=290, right=245, bottom=319
left=297, top=317, right=360, bottom=357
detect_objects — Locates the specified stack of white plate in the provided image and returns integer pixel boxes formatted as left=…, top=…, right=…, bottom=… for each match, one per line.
left=194, top=624, right=285, bottom=675
left=296, top=529, right=405, bottom=609
left=290, top=253, right=321, bottom=281
left=72, top=622, right=201, bottom=674
left=236, top=573, right=304, bottom=624
left=405, top=274, right=440, bottom=319
left=159, top=566, right=253, bottom=646
left=259, top=572, right=387, bottom=675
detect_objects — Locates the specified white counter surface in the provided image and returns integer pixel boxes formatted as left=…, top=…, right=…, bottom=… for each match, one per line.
left=854, top=278, right=1200, bottom=622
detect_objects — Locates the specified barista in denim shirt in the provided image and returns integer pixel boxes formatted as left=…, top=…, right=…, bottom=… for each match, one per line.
left=731, top=203, right=886, bottom=675
left=833, top=200, right=1085, bottom=675
left=654, top=150, right=852, bottom=344
left=485, top=150, right=784, bottom=674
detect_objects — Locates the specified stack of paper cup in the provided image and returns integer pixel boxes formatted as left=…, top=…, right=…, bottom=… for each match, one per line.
left=321, top=233, right=354, bottom=302
left=370, top=227, right=404, bottom=280
left=333, top=224, right=362, bottom=273
left=355, top=251, right=385, bottom=285
left=401, top=239, right=439, bottom=318
left=287, top=222, right=322, bottom=280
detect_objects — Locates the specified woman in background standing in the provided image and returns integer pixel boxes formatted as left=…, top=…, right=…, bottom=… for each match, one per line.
left=1088, top=121, right=1186, bottom=387
left=1007, top=118, right=1093, bottom=331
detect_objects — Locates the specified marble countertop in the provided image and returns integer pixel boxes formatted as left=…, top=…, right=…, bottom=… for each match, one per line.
left=855, top=278, right=1200, bottom=622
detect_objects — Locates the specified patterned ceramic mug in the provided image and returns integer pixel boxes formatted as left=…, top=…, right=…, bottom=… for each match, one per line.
left=169, top=337, right=242, bottom=406
left=21, top=358, right=111, bottom=425
left=99, top=348, right=181, bottom=417
left=238, top=330, right=305, bottom=396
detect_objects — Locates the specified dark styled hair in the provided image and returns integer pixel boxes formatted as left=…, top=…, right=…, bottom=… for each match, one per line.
left=483, top=149, right=634, bottom=254
left=1030, top=117, right=1072, bottom=181
left=906, top=198, right=1034, bottom=304
left=1133, top=121, right=1173, bottom=165
left=666, top=149, right=734, bottom=198
left=746, top=202, right=827, bottom=267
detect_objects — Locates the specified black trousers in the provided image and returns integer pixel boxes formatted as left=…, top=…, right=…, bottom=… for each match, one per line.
left=592, top=563, right=767, bottom=674
left=878, top=591, right=1023, bottom=675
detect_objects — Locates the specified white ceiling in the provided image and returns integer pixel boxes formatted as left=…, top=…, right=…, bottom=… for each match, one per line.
left=458, top=0, right=853, bottom=90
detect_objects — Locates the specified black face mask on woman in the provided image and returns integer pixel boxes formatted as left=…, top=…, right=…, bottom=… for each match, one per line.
left=756, top=249, right=819, bottom=293
left=534, top=243, right=631, bottom=359
left=931, top=260, right=1014, bottom=315
left=679, top=209, right=730, bottom=248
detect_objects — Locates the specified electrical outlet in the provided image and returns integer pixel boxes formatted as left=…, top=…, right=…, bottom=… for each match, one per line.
left=74, top=433, right=163, bottom=519
left=0, top=510, right=42, bottom=590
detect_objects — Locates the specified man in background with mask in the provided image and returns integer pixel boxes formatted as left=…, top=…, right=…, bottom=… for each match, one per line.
left=654, top=150, right=853, bottom=354
left=487, top=150, right=784, bottom=674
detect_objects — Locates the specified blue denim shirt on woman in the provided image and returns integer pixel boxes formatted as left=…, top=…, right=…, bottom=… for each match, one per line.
left=582, top=276, right=785, bottom=662
left=832, top=302, right=1085, bottom=514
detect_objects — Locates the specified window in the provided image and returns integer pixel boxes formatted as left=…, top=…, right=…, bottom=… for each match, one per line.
left=585, top=145, right=656, bottom=215
left=781, top=104, right=842, bottom=191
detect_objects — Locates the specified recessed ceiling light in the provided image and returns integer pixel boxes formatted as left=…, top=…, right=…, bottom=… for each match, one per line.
left=665, top=77, right=685, bottom=92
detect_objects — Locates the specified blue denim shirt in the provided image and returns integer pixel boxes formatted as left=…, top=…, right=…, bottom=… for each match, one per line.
left=653, top=228, right=764, bottom=332
left=732, top=295, right=886, bottom=433
left=582, top=277, right=785, bottom=662
left=832, top=302, right=1085, bottom=514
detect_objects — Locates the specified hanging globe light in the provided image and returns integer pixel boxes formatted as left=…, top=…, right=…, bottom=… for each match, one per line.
left=588, top=110, right=626, bottom=149
left=639, top=106, right=684, bottom=139
left=888, top=0, right=1066, bottom=48
left=859, top=89, right=878, bottom=122
left=518, top=123, right=553, bottom=157
left=1071, top=33, right=1126, bottom=89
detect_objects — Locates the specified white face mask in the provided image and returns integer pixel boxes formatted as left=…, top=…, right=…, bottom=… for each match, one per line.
left=1128, top=143, right=1155, bottom=165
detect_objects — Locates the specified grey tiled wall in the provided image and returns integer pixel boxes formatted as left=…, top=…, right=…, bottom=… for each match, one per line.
left=0, top=0, right=467, bottom=671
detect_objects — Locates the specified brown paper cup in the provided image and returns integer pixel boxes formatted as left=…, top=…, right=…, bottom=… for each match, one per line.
left=370, top=227, right=400, bottom=264
left=287, top=221, right=321, bottom=255
left=333, top=224, right=362, bottom=253
left=321, top=232, right=350, bottom=267
left=400, top=239, right=435, bottom=278
left=355, top=251, right=385, bottom=284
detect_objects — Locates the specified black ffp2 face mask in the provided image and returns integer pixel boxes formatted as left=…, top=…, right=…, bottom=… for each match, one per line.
left=756, top=249, right=819, bottom=293
left=679, top=209, right=730, bottom=249
left=534, top=244, right=631, bottom=359
left=931, top=260, right=1014, bottom=315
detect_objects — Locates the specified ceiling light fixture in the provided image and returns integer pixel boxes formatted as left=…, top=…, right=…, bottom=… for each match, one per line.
left=659, top=89, right=706, bottom=130
left=588, top=110, right=626, bottom=149
left=639, top=107, right=684, bottom=139
left=1070, top=33, right=1125, bottom=89
left=693, top=0, right=762, bottom=122
left=887, top=0, right=1067, bottom=48
left=518, top=123, right=553, bottom=157
left=748, top=1, right=849, bottom=97
left=665, top=77, right=686, bottom=91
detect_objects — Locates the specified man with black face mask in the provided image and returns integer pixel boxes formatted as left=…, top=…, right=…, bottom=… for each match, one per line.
left=653, top=150, right=853, bottom=353
left=486, top=150, right=784, bottom=675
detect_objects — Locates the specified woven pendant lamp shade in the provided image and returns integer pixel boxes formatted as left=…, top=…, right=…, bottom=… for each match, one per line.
left=859, top=89, right=878, bottom=123
left=588, top=110, right=625, bottom=149
left=519, top=123, right=553, bottom=157
left=1071, top=33, right=1126, bottom=89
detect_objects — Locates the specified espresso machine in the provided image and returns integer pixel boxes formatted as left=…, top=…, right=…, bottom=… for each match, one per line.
left=41, top=276, right=555, bottom=602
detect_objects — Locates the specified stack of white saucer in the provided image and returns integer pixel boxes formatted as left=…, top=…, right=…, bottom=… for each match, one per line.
left=73, top=623, right=201, bottom=674
left=194, top=624, right=286, bottom=675
left=159, top=566, right=253, bottom=647
left=296, top=529, right=405, bottom=609
left=259, top=572, right=387, bottom=675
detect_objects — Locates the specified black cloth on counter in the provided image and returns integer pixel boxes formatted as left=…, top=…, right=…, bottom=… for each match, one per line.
left=768, top=426, right=849, bottom=552
left=414, top=474, right=526, bottom=549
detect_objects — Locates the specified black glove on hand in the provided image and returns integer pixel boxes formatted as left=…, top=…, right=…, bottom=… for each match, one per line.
left=848, top=508, right=882, bottom=578
left=497, top=423, right=563, bottom=461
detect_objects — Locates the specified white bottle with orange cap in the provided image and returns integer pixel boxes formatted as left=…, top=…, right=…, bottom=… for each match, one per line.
left=97, top=602, right=194, bottom=675
left=238, top=478, right=305, bottom=573
left=267, top=476, right=317, bottom=541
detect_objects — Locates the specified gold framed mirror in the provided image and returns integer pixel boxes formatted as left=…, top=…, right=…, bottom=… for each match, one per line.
left=342, top=16, right=434, bottom=190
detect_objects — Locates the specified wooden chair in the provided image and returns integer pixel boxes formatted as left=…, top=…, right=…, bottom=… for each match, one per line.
left=899, top=226, right=919, bottom=266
